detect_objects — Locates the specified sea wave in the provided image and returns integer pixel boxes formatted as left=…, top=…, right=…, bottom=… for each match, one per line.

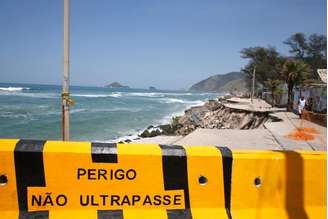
left=123, top=92, right=201, bottom=97
left=89, top=107, right=142, bottom=113
left=4, top=93, right=57, bottom=98
left=72, top=93, right=122, bottom=98
left=122, top=92, right=165, bottom=97
left=161, top=98, right=185, bottom=103
left=65, top=91, right=208, bottom=99
left=0, top=111, right=32, bottom=119
left=0, top=91, right=58, bottom=98
left=45, top=107, right=142, bottom=114
left=104, top=133, right=141, bottom=143
left=0, top=87, right=30, bottom=92
left=70, top=92, right=183, bottom=98
left=159, top=98, right=204, bottom=105
left=102, top=100, right=207, bottom=142
left=70, top=109, right=88, bottom=114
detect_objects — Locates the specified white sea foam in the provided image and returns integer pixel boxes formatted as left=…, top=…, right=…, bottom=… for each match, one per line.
left=71, top=92, right=122, bottom=98
left=124, top=92, right=165, bottom=97
left=0, top=92, right=58, bottom=98
left=159, top=98, right=204, bottom=105
left=157, top=100, right=206, bottom=124
left=89, top=107, right=142, bottom=113
left=0, top=87, right=30, bottom=92
left=70, top=109, right=87, bottom=114
left=161, top=98, right=185, bottom=103
left=0, top=112, right=27, bottom=119
left=124, top=92, right=200, bottom=97
left=0, top=111, right=35, bottom=120
left=102, top=130, right=142, bottom=143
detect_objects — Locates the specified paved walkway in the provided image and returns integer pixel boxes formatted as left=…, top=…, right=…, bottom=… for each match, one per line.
left=264, top=112, right=326, bottom=151
left=175, top=128, right=281, bottom=150
left=224, top=98, right=284, bottom=112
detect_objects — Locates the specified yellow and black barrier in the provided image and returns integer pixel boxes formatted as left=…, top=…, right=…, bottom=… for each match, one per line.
left=0, top=139, right=326, bottom=219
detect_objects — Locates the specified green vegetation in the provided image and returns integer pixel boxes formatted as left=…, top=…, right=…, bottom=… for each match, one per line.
left=241, top=32, right=326, bottom=111
left=284, top=33, right=327, bottom=75
left=282, top=59, right=311, bottom=111
left=265, top=79, right=283, bottom=107
left=241, top=47, right=285, bottom=85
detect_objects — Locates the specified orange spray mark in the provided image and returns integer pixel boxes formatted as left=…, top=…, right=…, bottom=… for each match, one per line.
left=287, top=130, right=315, bottom=141
left=296, top=127, right=320, bottom=134
left=286, top=127, right=319, bottom=141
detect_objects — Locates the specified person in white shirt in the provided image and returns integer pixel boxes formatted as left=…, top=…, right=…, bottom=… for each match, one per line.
left=298, top=96, right=306, bottom=119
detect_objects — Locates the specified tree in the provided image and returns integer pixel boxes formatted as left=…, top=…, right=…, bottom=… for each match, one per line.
left=265, top=79, right=282, bottom=107
left=306, top=34, right=327, bottom=71
left=284, top=33, right=327, bottom=77
left=241, top=47, right=285, bottom=85
left=282, top=59, right=311, bottom=111
left=284, top=33, right=307, bottom=59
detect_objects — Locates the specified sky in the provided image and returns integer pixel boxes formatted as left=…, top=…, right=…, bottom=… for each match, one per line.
left=0, top=0, right=326, bottom=90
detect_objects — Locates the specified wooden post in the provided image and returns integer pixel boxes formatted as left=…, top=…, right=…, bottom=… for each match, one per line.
left=62, top=0, right=70, bottom=141
left=251, top=66, right=256, bottom=103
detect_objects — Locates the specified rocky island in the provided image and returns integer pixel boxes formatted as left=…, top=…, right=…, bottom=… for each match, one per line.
left=105, top=82, right=129, bottom=88
left=148, top=86, right=158, bottom=91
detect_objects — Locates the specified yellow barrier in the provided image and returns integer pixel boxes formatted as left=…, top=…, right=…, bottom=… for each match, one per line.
left=0, top=139, right=326, bottom=219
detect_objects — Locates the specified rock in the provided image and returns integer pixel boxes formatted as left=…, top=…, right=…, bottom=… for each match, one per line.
left=105, top=82, right=129, bottom=88
left=139, top=126, right=163, bottom=138
left=174, top=100, right=271, bottom=135
left=138, top=97, right=273, bottom=138
left=149, top=86, right=157, bottom=91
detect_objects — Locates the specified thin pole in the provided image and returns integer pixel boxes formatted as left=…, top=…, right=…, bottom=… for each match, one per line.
left=251, top=66, right=256, bottom=103
left=62, top=0, right=70, bottom=141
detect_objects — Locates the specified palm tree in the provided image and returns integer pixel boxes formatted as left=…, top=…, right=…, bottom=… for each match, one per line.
left=282, top=59, right=311, bottom=111
left=265, top=79, right=282, bottom=107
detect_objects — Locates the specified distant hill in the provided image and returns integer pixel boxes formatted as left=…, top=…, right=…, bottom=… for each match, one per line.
left=189, top=72, right=249, bottom=92
left=105, top=82, right=129, bottom=88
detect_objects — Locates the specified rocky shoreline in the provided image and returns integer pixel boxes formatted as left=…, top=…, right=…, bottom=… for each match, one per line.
left=132, top=96, right=278, bottom=141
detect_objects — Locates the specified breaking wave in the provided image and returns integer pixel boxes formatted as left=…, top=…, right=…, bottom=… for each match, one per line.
left=0, top=87, right=30, bottom=92
left=71, top=93, right=122, bottom=98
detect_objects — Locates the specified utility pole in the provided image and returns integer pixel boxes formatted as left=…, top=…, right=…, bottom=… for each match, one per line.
left=62, top=0, right=70, bottom=141
left=251, top=66, right=256, bottom=103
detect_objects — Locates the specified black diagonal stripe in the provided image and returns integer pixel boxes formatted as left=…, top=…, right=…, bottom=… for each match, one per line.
left=160, top=145, right=192, bottom=219
left=167, top=209, right=192, bottom=219
left=92, top=142, right=118, bottom=163
left=217, top=147, right=233, bottom=219
left=18, top=211, right=48, bottom=219
left=97, top=210, right=123, bottom=219
left=14, top=139, right=49, bottom=219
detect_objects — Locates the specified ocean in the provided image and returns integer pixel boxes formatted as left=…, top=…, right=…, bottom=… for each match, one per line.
left=0, top=83, right=218, bottom=142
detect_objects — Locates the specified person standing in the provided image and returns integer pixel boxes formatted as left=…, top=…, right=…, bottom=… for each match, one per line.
left=298, top=96, right=306, bottom=119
